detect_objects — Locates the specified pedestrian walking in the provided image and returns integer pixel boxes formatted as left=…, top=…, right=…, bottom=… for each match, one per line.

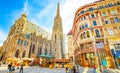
left=11, top=63, right=15, bottom=73
left=68, top=67, right=72, bottom=73
left=66, top=67, right=68, bottom=73
left=93, top=64, right=97, bottom=73
left=8, top=63, right=12, bottom=73
left=16, top=63, right=20, bottom=69
left=19, top=64, right=23, bottom=73
left=72, top=66, right=76, bottom=73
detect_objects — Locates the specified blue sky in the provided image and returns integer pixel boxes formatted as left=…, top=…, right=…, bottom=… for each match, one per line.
left=0, top=0, right=98, bottom=46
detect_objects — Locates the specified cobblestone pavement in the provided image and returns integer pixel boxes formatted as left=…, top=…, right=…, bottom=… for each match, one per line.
left=0, top=66, right=66, bottom=73
left=0, top=65, right=120, bottom=73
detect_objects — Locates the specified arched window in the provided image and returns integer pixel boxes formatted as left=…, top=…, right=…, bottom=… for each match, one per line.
left=24, top=40, right=26, bottom=45
left=100, top=5, right=104, bottom=9
left=45, top=49, right=47, bottom=55
left=26, top=41, right=28, bottom=46
left=80, top=10, right=84, bottom=14
left=108, top=28, right=114, bottom=35
left=108, top=3, right=113, bottom=7
left=15, top=50, right=19, bottom=58
left=93, top=21, right=97, bottom=26
left=86, top=31, right=90, bottom=38
left=79, top=26, right=81, bottom=30
left=89, top=7, right=94, bottom=11
left=83, top=32, right=86, bottom=39
left=55, top=35, right=57, bottom=43
left=38, top=47, right=42, bottom=55
left=111, top=10, right=116, bottom=14
left=22, top=51, right=26, bottom=58
left=17, top=39, right=21, bottom=44
left=95, top=29, right=100, bottom=38
left=102, top=12, right=106, bottom=16
left=90, top=53, right=94, bottom=58
left=81, top=34, right=83, bottom=39
left=28, top=44, right=32, bottom=57
left=82, top=25, right=84, bottom=29
left=102, top=5, right=105, bottom=8
left=91, top=14, right=95, bottom=18
left=108, top=4, right=111, bottom=7
left=85, top=24, right=88, bottom=28
left=105, top=20, right=110, bottom=24
left=117, top=1, right=120, bottom=5
left=32, top=44, right=35, bottom=53
left=114, top=17, right=120, bottom=23
left=26, top=34, right=30, bottom=39
left=21, top=40, right=23, bottom=44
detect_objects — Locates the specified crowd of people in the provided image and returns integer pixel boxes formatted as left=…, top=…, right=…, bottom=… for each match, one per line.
left=0, top=60, right=81, bottom=73
left=65, top=64, right=79, bottom=73
left=7, top=62, right=24, bottom=73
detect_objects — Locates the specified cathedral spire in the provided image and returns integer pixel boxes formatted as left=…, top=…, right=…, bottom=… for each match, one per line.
left=56, top=2, right=60, bottom=16
left=21, top=0, right=28, bottom=18
left=22, top=11, right=26, bottom=17
left=52, top=2, right=64, bottom=59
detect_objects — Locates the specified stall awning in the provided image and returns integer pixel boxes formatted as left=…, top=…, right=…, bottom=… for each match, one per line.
left=39, top=54, right=53, bottom=59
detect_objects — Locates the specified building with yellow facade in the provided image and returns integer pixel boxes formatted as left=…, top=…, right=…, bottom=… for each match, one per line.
left=72, top=0, right=120, bottom=68
left=67, top=30, right=75, bottom=64
left=0, top=3, right=65, bottom=62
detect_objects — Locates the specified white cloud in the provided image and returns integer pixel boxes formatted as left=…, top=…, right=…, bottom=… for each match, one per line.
left=0, top=30, right=7, bottom=46
left=0, top=0, right=99, bottom=52
left=9, top=0, right=99, bottom=34
left=60, top=0, right=99, bottom=34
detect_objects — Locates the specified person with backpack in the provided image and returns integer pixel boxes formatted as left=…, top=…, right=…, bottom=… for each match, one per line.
left=8, top=63, right=12, bottom=73
left=11, top=63, right=15, bottom=73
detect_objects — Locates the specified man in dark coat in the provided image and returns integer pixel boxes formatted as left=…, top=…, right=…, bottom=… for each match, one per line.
left=73, top=66, right=76, bottom=73
left=8, top=63, right=12, bottom=73
left=19, top=64, right=23, bottom=73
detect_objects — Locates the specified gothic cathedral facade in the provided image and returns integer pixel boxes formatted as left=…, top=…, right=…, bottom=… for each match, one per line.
left=0, top=3, right=64, bottom=61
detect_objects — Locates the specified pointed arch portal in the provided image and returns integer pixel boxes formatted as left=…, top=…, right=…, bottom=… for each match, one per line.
left=15, top=50, right=20, bottom=58
left=22, top=51, right=26, bottom=58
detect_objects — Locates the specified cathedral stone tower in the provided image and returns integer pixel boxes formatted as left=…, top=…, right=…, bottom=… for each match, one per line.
left=52, top=3, right=64, bottom=59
